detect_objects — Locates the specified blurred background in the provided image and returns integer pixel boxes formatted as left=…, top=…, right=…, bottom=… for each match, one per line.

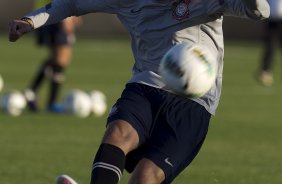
left=1, top=1, right=282, bottom=184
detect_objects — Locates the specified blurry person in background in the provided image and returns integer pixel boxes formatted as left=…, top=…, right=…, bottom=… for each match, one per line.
left=24, top=0, right=81, bottom=112
left=256, top=0, right=282, bottom=87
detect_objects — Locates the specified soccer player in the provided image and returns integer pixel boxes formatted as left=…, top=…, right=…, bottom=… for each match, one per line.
left=23, top=0, right=81, bottom=112
left=256, top=0, right=282, bottom=87
left=9, top=0, right=270, bottom=183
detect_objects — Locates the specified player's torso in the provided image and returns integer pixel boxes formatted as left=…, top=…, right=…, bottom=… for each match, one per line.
left=117, top=0, right=224, bottom=73
left=117, top=0, right=225, bottom=115
left=118, top=0, right=223, bottom=36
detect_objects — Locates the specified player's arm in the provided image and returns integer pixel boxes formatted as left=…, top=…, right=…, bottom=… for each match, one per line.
left=24, top=0, right=118, bottom=28
left=9, top=0, right=77, bottom=42
left=9, top=0, right=118, bottom=42
left=224, top=0, right=270, bottom=19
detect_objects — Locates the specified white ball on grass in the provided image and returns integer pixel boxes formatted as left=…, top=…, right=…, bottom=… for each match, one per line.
left=88, top=90, right=107, bottom=117
left=63, top=89, right=92, bottom=118
left=0, top=75, right=4, bottom=92
left=1, top=90, right=26, bottom=116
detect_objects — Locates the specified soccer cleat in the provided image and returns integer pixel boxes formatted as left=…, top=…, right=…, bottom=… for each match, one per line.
left=23, top=89, right=39, bottom=112
left=55, top=174, right=78, bottom=184
left=48, top=103, right=65, bottom=113
left=26, top=100, right=39, bottom=112
left=256, top=71, right=273, bottom=87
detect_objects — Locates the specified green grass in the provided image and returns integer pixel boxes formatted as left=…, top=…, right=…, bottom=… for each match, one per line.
left=1, top=34, right=282, bottom=184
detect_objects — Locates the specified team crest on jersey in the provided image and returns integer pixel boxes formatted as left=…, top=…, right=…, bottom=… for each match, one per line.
left=172, top=0, right=191, bottom=21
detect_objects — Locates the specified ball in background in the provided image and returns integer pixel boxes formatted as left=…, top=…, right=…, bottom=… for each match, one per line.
left=1, top=90, right=26, bottom=116
left=159, top=42, right=217, bottom=97
left=63, top=89, right=92, bottom=118
left=0, top=74, right=4, bottom=92
left=88, top=90, right=107, bottom=117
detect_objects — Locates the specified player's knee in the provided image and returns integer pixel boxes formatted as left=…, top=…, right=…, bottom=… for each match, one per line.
left=129, top=158, right=165, bottom=184
left=102, top=120, right=139, bottom=154
left=56, top=56, right=71, bottom=66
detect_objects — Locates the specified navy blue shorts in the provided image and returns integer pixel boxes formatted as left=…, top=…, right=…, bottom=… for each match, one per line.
left=36, top=22, right=71, bottom=46
left=107, top=83, right=211, bottom=183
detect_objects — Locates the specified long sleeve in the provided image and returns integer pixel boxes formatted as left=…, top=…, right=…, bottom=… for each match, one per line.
left=25, top=0, right=76, bottom=29
left=25, top=0, right=119, bottom=29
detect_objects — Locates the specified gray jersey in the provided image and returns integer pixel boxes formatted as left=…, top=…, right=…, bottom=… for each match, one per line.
left=26, top=0, right=269, bottom=115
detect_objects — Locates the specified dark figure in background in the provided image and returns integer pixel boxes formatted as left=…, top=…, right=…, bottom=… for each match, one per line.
left=257, top=0, right=282, bottom=86
left=24, top=0, right=81, bottom=112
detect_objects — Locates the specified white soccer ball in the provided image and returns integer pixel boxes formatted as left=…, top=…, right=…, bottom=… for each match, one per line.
left=63, top=89, right=92, bottom=118
left=1, top=90, right=26, bottom=116
left=159, top=42, right=217, bottom=97
left=0, top=75, right=4, bottom=92
left=268, top=0, right=282, bottom=19
left=88, top=90, right=107, bottom=117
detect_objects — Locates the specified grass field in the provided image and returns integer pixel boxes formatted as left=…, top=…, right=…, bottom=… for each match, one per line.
left=0, top=34, right=282, bottom=184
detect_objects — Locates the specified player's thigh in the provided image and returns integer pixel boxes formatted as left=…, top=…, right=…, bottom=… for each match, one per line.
left=128, top=158, right=165, bottom=184
left=54, top=45, right=73, bottom=66
left=107, top=83, right=156, bottom=146
left=147, top=99, right=211, bottom=183
left=102, top=119, right=139, bottom=154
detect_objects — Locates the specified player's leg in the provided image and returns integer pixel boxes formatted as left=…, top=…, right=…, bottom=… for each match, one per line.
left=24, top=59, right=54, bottom=111
left=24, top=27, right=53, bottom=111
left=90, top=83, right=153, bottom=184
left=90, top=120, right=139, bottom=184
left=128, top=158, right=165, bottom=184
left=47, top=44, right=72, bottom=112
left=47, top=22, right=74, bottom=112
left=261, top=22, right=276, bottom=72
left=29, top=59, right=53, bottom=92
left=128, top=94, right=211, bottom=184
left=257, top=20, right=278, bottom=86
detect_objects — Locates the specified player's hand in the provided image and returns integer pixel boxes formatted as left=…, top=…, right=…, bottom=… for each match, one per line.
left=9, top=19, right=34, bottom=42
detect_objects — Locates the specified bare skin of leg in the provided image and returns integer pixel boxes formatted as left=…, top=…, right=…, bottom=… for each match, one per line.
left=52, top=45, right=73, bottom=67
left=102, top=120, right=139, bottom=155
left=128, top=158, right=165, bottom=184
left=51, top=16, right=80, bottom=67
left=102, top=120, right=165, bottom=184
